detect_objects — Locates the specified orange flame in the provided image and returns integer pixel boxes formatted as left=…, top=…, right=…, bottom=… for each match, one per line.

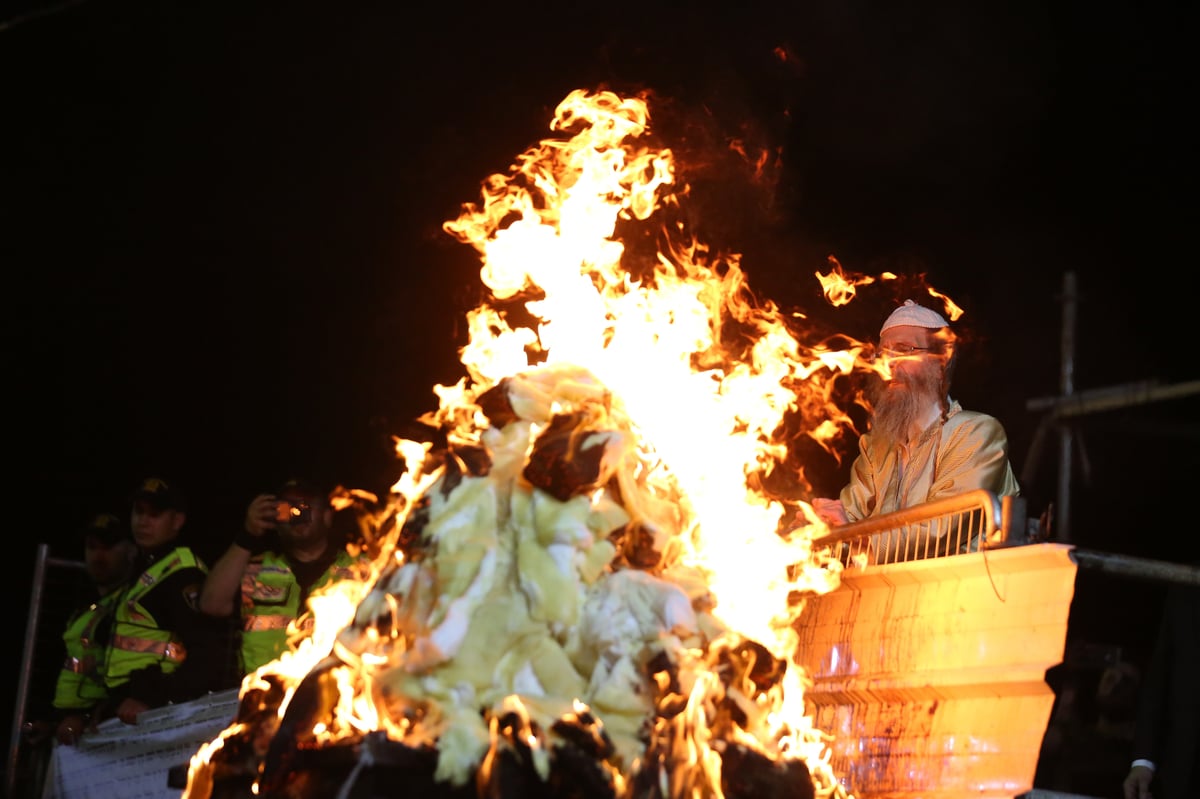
left=814, top=258, right=899, bottom=308
left=187, top=87, right=894, bottom=799
left=926, top=286, right=964, bottom=322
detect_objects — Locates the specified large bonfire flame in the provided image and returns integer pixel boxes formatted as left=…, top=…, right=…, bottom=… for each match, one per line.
left=184, top=88, right=940, bottom=799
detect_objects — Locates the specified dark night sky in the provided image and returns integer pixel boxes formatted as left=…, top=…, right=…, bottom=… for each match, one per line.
left=5, top=0, right=1198, bottom=734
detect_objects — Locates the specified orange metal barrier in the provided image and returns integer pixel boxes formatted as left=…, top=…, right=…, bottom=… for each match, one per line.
left=795, top=492, right=1075, bottom=799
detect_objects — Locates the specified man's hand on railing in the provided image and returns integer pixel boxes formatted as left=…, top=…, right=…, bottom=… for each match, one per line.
left=808, top=490, right=1006, bottom=566
left=812, top=498, right=848, bottom=527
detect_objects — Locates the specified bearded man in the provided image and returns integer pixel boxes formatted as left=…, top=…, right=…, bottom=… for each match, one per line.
left=812, top=300, right=1020, bottom=561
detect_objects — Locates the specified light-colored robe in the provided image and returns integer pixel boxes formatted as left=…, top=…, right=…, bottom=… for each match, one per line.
left=839, top=399, right=1020, bottom=560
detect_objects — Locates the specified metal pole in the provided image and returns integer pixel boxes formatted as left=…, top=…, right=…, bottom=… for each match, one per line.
left=1056, top=272, right=1077, bottom=543
left=7, top=544, right=50, bottom=799
left=6, top=549, right=84, bottom=799
left=1027, top=379, right=1200, bottom=415
left=1071, top=549, right=1200, bottom=586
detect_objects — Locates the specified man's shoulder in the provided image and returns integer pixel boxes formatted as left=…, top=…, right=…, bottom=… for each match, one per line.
left=167, top=545, right=209, bottom=574
left=139, top=545, right=204, bottom=577
left=943, top=408, right=1007, bottom=435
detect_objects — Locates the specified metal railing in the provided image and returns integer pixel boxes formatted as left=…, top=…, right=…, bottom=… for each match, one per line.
left=8, top=545, right=86, bottom=799
left=812, top=490, right=1025, bottom=567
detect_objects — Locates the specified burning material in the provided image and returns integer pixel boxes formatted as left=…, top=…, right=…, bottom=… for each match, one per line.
left=185, top=88, right=873, bottom=799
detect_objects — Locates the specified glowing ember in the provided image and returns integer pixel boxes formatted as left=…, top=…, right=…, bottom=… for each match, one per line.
left=183, top=88, right=895, bottom=799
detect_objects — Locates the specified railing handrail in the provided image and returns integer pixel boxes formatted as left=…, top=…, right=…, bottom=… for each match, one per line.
left=812, top=488, right=1006, bottom=551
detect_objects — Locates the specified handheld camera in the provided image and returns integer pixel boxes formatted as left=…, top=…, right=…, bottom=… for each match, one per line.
left=274, top=500, right=313, bottom=526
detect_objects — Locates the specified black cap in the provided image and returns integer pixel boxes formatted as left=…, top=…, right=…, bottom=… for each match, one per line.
left=82, top=512, right=129, bottom=546
left=277, top=478, right=325, bottom=504
left=131, top=477, right=188, bottom=512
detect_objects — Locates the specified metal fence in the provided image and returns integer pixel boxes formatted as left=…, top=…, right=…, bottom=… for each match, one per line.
left=812, top=489, right=1027, bottom=566
left=7, top=546, right=89, bottom=799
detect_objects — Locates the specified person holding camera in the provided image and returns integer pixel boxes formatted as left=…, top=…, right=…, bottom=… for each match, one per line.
left=199, top=478, right=369, bottom=676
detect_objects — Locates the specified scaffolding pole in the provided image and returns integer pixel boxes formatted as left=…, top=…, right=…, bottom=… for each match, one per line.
left=1027, top=379, right=1200, bottom=416
left=1057, top=271, right=1077, bottom=543
left=1071, top=549, right=1200, bottom=586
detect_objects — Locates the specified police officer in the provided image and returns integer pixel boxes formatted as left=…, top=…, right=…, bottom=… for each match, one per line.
left=100, top=477, right=237, bottom=724
left=199, top=478, right=369, bottom=675
left=49, top=513, right=136, bottom=743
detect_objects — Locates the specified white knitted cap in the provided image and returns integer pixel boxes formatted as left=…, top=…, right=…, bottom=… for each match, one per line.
left=880, top=299, right=949, bottom=334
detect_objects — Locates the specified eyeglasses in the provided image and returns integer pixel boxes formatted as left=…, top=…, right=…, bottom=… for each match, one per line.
left=878, top=343, right=932, bottom=356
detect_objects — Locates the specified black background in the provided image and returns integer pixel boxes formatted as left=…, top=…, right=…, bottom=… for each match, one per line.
left=5, top=0, right=1197, bottom=790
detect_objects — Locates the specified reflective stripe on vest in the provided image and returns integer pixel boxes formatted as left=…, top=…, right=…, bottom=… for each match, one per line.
left=110, top=633, right=188, bottom=662
left=241, top=614, right=316, bottom=633
left=243, top=614, right=291, bottom=632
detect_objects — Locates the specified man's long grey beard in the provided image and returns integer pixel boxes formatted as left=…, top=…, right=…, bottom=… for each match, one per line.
left=868, top=363, right=943, bottom=445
